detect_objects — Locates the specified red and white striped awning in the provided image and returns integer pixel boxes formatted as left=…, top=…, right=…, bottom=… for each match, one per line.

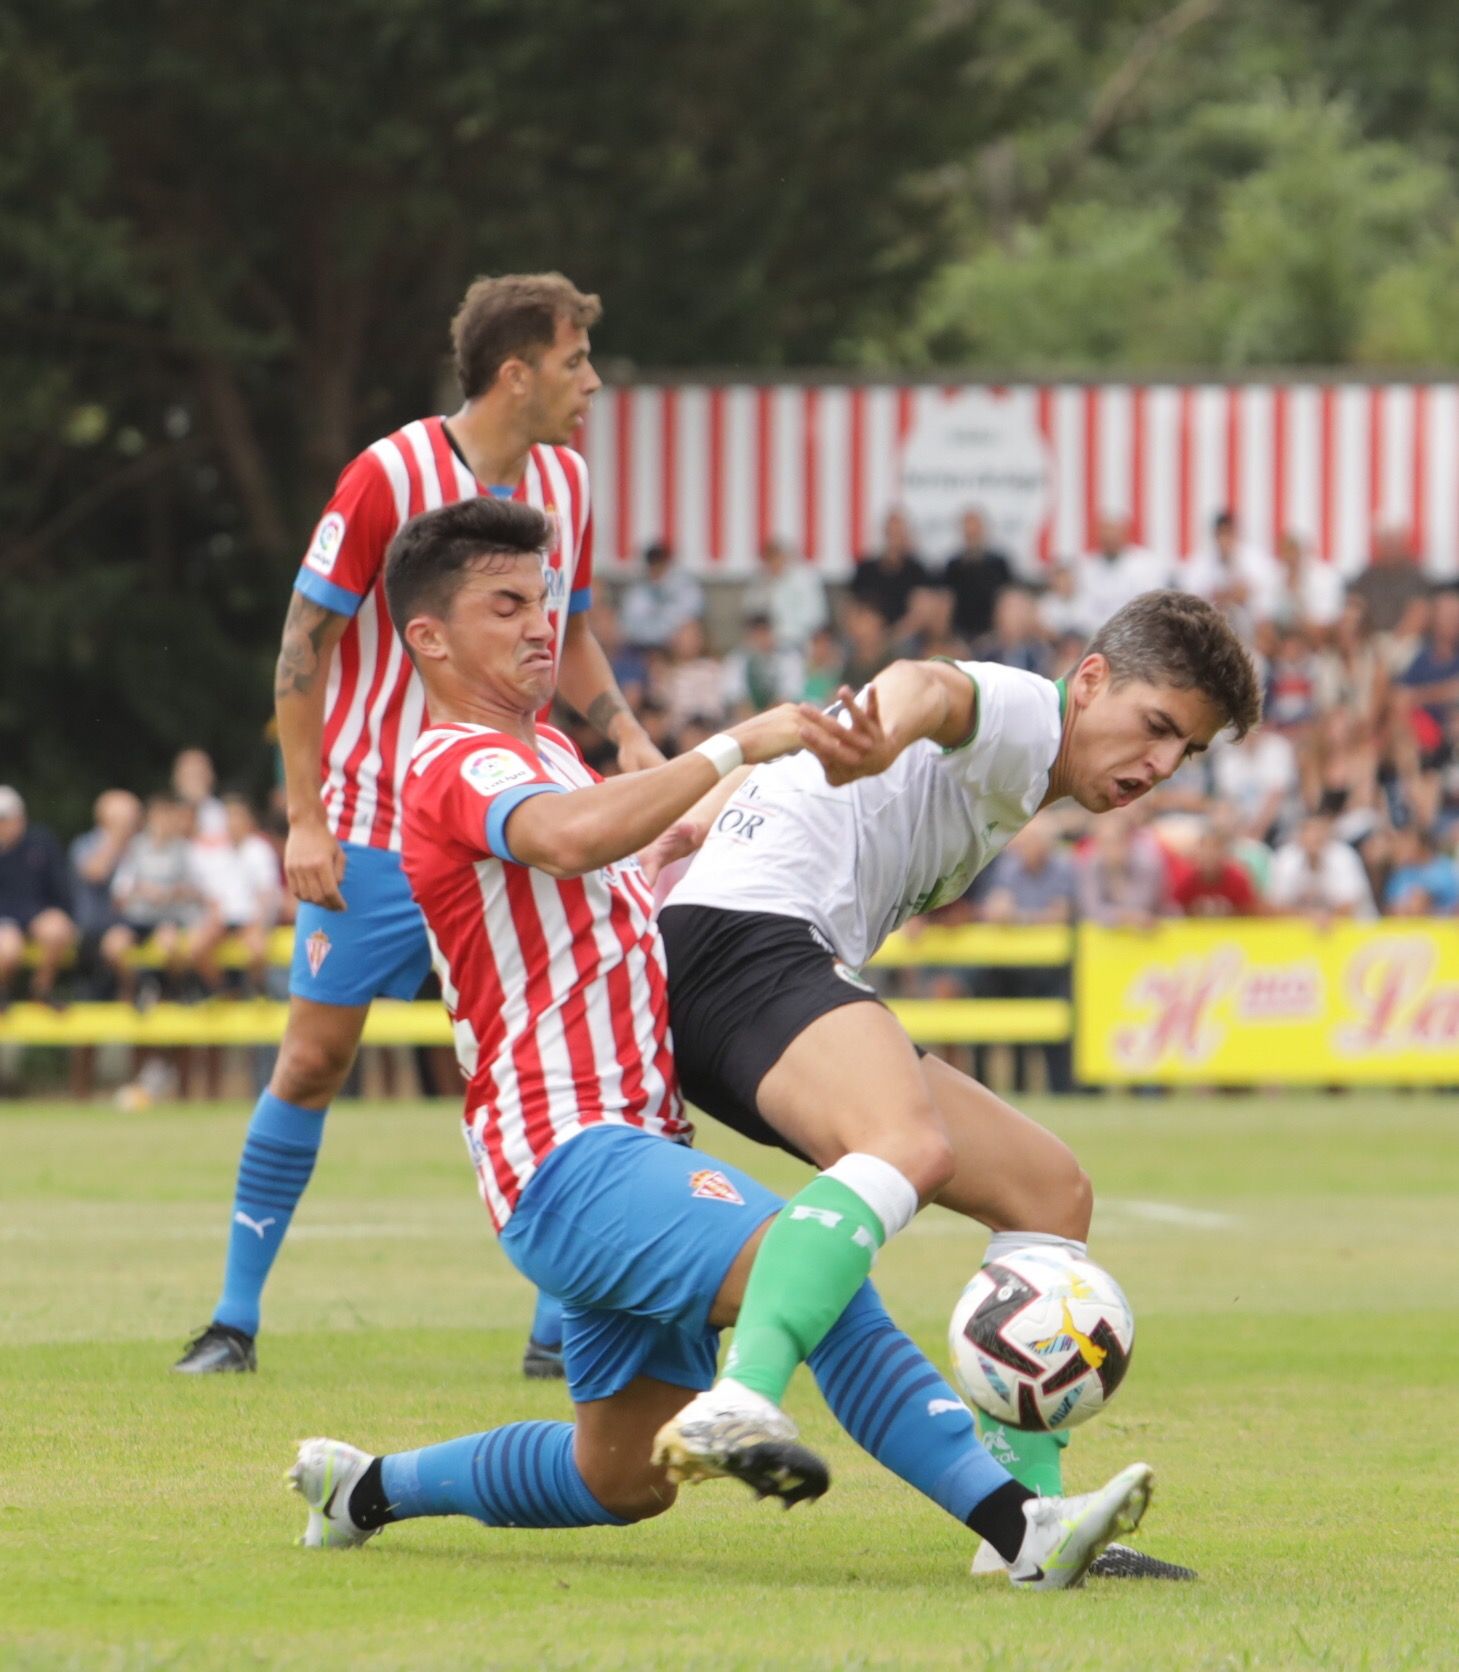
left=579, top=381, right=1459, bottom=579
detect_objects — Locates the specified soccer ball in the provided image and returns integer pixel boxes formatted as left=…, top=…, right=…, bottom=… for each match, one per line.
left=948, top=1245, right=1135, bottom=1432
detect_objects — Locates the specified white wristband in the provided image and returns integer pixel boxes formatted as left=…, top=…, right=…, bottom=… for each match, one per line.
left=692, top=732, right=744, bottom=779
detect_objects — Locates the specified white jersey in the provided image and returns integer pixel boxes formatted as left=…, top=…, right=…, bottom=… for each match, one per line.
left=671, top=662, right=1064, bottom=967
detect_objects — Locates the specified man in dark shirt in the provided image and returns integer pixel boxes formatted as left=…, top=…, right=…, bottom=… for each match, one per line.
left=849, top=508, right=932, bottom=632
left=0, top=786, right=78, bottom=1006
left=1347, top=526, right=1430, bottom=634
left=1399, top=587, right=1459, bottom=750
left=941, top=508, right=1012, bottom=642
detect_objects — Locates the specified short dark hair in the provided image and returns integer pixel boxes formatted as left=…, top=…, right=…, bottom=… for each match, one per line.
left=384, top=498, right=549, bottom=653
left=1084, top=590, right=1263, bottom=739
left=451, top=272, right=602, bottom=399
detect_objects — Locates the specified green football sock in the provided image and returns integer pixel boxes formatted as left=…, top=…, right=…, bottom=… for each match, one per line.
left=724, top=1159, right=915, bottom=1405
left=974, top=1414, right=1069, bottom=1496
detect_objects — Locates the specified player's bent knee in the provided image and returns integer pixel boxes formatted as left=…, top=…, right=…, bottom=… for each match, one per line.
left=272, top=1029, right=356, bottom=1103
left=579, top=1464, right=679, bottom=1523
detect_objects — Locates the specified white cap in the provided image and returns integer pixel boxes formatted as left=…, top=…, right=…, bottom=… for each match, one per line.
left=0, top=786, right=23, bottom=819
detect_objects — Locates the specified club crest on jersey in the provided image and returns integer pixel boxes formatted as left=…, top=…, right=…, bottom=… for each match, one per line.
left=689, top=1168, right=744, bottom=1205
left=304, top=511, right=345, bottom=577
left=460, top=748, right=538, bottom=798
left=305, top=929, right=332, bottom=976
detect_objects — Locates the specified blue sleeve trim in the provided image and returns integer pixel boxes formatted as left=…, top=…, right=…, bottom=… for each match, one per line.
left=486, top=781, right=568, bottom=863
left=294, top=569, right=364, bottom=618
left=568, top=586, right=593, bottom=616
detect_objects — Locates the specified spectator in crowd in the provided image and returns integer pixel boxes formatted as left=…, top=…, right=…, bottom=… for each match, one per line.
left=618, top=540, right=704, bottom=651
left=1069, top=514, right=1170, bottom=635
left=891, top=584, right=968, bottom=661
left=190, top=794, right=284, bottom=995
left=850, top=508, right=933, bottom=635
left=1183, top=510, right=1281, bottom=640
left=1397, top=586, right=1459, bottom=747
left=68, top=789, right=143, bottom=996
left=940, top=507, right=1012, bottom=643
left=0, top=786, right=78, bottom=1008
left=799, top=625, right=845, bottom=706
left=839, top=597, right=892, bottom=689
left=1314, top=597, right=1389, bottom=727
left=741, top=536, right=828, bottom=650
left=975, top=817, right=1077, bottom=1093
left=1169, top=819, right=1263, bottom=917
left=972, top=583, right=1051, bottom=675
left=1037, top=563, right=1086, bottom=642
left=1348, top=525, right=1429, bottom=634
left=1302, top=708, right=1381, bottom=835
left=172, top=747, right=227, bottom=842
left=1272, top=530, right=1344, bottom=634
left=1209, top=724, right=1302, bottom=844
left=1267, top=812, right=1377, bottom=920
left=653, top=618, right=727, bottom=733
left=1076, top=811, right=1170, bottom=928
left=723, top=614, right=804, bottom=714
left=1384, top=823, right=1459, bottom=916
left=108, top=792, right=207, bottom=1000
left=1263, top=624, right=1322, bottom=738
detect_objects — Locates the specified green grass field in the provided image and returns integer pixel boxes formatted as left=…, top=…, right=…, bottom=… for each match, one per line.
left=4, top=1093, right=1458, bottom=1670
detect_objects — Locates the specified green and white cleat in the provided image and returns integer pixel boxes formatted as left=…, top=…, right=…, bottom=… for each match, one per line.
left=1005, top=1462, right=1154, bottom=1590
left=651, top=1380, right=829, bottom=1507
left=286, top=1437, right=378, bottom=1549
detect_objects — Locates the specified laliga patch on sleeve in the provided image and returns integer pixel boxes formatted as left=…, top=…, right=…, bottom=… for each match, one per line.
left=304, top=511, right=346, bottom=576
left=460, top=748, right=539, bottom=799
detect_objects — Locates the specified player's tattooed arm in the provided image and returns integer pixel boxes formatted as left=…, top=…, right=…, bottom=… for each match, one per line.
left=275, top=592, right=349, bottom=699
left=585, top=690, right=632, bottom=737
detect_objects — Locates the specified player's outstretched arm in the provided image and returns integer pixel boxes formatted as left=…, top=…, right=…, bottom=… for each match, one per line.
left=799, top=660, right=976, bottom=788
left=275, top=590, right=352, bottom=910
left=506, top=707, right=803, bottom=880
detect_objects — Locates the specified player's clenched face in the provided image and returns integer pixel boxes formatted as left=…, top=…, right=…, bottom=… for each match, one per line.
left=1058, top=655, right=1226, bottom=813
left=409, top=554, right=557, bottom=714
left=521, top=318, right=601, bottom=445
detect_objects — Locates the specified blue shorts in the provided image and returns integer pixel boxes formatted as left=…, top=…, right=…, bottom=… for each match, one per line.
left=288, top=842, right=432, bottom=1006
left=498, top=1125, right=781, bottom=1404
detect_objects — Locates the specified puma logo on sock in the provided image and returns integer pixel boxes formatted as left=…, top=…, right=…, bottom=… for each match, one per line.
left=234, top=1211, right=277, bottom=1239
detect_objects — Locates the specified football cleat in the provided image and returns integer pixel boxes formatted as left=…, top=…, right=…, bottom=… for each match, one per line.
left=287, top=1438, right=378, bottom=1549
left=651, top=1380, right=830, bottom=1507
left=1005, top=1462, right=1154, bottom=1590
left=973, top=1536, right=1195, bottom=1581
left=522, top=1337, right=567, bottom=1380
left=172, top=1324, right=257, bottom=1374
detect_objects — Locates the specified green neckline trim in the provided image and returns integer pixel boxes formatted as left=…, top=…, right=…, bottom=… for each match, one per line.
left=1055, top=677, right=1068, bottom=721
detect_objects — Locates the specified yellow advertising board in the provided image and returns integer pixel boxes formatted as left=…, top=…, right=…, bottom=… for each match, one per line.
left=1076, top=920, right=1459, bottom=1085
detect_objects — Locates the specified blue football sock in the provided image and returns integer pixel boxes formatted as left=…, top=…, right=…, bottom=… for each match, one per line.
left=212, top=1092, right=326, bottom=1336
left=529, top=1290, right=564, bottom=1351
left=810, top=1281, right=1016, bottom=1528
left=380, top=1422, right=625, bottom=1528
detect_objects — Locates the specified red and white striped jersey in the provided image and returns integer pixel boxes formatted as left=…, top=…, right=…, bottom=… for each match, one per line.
left=293, top=416, right=595, bottom=853
left=401, top=719, right=689, bottom=1229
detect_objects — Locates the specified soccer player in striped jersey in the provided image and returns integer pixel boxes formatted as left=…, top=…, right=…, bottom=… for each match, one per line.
left=176, top=274, right=660, bottom=1376
left=653, top=590, right=1259, bottom=1581
left=286, top=493, right=1154, bottom=1588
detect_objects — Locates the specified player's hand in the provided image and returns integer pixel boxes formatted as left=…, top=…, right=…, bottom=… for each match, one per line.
left=799, top=685, right=896, bottom=787
left=615, top=728, right=667, bottom=774
left=285, top=817, right=347, bottom=911
left=637, top=819, right=701, bottom=886
left=730, top=702, right=812, bottom=765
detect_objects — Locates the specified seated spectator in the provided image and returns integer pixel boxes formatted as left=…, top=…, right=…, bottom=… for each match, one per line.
left=1263, top=624, right=1321, bottom=737
left=1314, top=596, right=1389, bottom=732
left=1397, top=587, right=1459, bottom=758
left=1209, top=725, right=1301, bottom=844
left=190, top=794, right=284, bottom=995
left=971, top=584, right=1052, bottom=675
left=1303, top=708, right=1380, bottom=832
left=1384, top=823, right=1459, bottom=916
left=1348, top=525, right=1429, bottom=636
left=723, top=615, right=803, bottom=714
left=892, top=585, right=968, bottom=661
left=1267, top=813, right=1377, bottom=920
left=173, top=747, right=227, bottom=842
left=69, top=789, right=143, bottom=996
left=799, top=626, right=846, bottom=707
left=1272, top=530, right=1344, bottom=635
left=940, top=507, right=1012, bottom=643
left=1069, top=514, right=1170, bottom=637
left=0, top=786, right=78, bottom=1007
left=1169, top=820, right=1263, bottom=917
left=654, top=619, right=727, bottom=733
left=742, top=536, right=828, bottom=650
left=1182, top=510, right=1281, bottom=640
left=850, top=508, right=933, bottom=635
left=840, top=597, right=892, bottom=689
left=1076, top=812, right=1170, bottom=928
left=108, top=792, right=207, bottom=1000
left=1037, top=563, right=1086, bottom=643
left=618, top=540, right=704, bottom=651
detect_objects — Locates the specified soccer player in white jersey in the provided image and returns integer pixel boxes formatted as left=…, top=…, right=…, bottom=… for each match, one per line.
left=286, top=493, right=1156, bottom=1588
left=176, top=274, right=661, bottom=1376
left=654, top=591, right=1260, bottom=1580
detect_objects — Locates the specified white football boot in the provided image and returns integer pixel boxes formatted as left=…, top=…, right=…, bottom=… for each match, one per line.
left=1004, top=1462, right=1154, bottom=1589
left=287, top=1437, right=379, bottom=1549
left=651, top=1380, right=830, bottom=1506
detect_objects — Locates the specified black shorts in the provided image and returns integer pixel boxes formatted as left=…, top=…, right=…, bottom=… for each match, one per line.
left=659, top=903, right=887, bottom=1158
